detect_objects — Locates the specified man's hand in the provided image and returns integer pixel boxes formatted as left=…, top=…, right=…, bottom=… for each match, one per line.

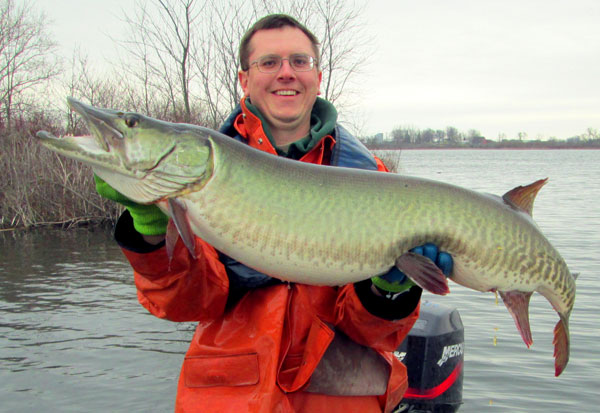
left=95, top=175, right=169, bottom=238
left=371, top=243, right=453, bottom=299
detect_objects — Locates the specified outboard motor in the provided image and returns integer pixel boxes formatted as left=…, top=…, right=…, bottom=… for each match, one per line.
left=393, top=301, right=464, bottom=413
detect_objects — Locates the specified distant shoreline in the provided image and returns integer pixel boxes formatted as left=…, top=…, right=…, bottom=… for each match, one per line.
left=391, top=146, right=599, bottom=150
left=368, top=144, right=600, bottom=151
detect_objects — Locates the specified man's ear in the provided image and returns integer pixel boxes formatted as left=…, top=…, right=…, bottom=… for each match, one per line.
left=317, top=70, right=323, bottom=95
left=239, top=70, right=249, bottom=95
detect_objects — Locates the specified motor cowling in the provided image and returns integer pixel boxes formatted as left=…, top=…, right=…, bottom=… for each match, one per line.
left=393, top=301, right=464, bottom=413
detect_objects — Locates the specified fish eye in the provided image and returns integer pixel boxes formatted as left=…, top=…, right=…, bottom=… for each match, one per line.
left=124, top=114, right=140, bottom=128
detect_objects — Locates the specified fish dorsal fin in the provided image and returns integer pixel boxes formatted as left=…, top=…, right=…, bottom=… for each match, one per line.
left=502, top=178, right=548, bottom=216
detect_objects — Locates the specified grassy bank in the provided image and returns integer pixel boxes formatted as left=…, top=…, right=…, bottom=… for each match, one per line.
left=1, top=129, right=121, bottom=230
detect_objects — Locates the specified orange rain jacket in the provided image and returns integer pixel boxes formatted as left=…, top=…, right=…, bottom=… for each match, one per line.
left=117, top=99, right=420, bottom=413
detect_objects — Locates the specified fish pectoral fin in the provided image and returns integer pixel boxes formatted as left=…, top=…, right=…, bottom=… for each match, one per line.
left=395, top=252, right=450, bottom=295
left=167, top=198, right=197, bottom=259
left=166, top=219, right=178, bottom=266
left=499, top=290, right=533, bottom=347
left=553, top=316, right=570, bottom=377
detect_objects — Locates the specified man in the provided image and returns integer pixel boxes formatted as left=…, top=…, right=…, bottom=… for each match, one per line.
left=97, top=14, right=452, bottom=413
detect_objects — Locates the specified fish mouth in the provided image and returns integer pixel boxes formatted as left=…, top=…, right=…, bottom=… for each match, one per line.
left=67, top=97, right=125, bottom=152
left=35, top=97, right=129, bottom=172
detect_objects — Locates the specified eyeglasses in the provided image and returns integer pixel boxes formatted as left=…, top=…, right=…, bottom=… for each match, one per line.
left=249, top=53, right=318, bottom=73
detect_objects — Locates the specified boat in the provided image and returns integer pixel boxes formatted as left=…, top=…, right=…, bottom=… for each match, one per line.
left=393, top=301, right=464, bottom=413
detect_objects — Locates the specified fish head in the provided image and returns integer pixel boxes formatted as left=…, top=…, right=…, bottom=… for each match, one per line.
left=36, top=97, right=212, bottom=204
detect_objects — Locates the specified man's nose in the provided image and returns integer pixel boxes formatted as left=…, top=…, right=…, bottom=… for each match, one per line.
left=277, top=59, right=296, bottom=78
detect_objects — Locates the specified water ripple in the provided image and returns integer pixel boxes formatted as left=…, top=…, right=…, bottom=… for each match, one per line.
left=1, top=150, right=598, bottom=412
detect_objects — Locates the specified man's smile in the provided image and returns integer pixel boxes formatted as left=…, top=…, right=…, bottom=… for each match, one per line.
left=273, top=89, right=300, bottom=96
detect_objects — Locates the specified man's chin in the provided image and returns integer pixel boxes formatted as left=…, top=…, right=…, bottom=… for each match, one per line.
left=268, top=111, right=303, bottom=126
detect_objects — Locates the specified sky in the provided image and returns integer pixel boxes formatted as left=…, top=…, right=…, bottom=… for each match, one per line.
left=38, top=0, right=600, bottom=140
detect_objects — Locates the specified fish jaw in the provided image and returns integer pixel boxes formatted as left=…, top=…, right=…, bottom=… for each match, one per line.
left=36, top=130, right=133, bottom=176
left=37, top=98, right=215, bottom=204
left=67, top=97, right=124, bottom=152
left=65, top=97, right=179, bottom=173
left=36, top=97, right=153, bottom=178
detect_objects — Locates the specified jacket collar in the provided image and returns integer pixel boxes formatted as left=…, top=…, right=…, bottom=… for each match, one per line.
left=233, top=97, right=336, bottom=164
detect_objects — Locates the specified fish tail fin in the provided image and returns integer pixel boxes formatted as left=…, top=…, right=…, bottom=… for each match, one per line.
left=499, top=291, right=533, bottom=347
left=553, top=315, right=570, bottom=377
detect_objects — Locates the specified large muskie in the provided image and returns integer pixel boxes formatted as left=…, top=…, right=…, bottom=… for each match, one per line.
left=37, top=98, right=576, bottom=376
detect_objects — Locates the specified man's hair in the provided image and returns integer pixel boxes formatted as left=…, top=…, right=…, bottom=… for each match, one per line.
left=239, top=14, right=320, bottom=71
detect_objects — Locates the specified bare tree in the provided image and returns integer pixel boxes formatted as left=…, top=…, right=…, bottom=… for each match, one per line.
left=63, top=49, right=136, bottom=134
left=190, top=0, right=259, bottom=127
left=119, top=0, right=203, bottom=122
left=0, top=0, right=61, bottom=131
left=305, top=0, right=370, bottom=109
left=115, top=0, right=369, bottom=128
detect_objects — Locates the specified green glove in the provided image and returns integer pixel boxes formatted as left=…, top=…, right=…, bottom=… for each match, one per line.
left=94, top=175, right=168, bottom=236
left=371, top=268, right=416, bottom=295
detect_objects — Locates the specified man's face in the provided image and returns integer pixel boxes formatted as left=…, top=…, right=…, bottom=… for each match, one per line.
left=239, top=26, right=322, bottom=139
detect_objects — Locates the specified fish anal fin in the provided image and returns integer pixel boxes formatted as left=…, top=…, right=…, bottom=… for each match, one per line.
left=395, top=252, right=450, bottom=295
left=167, top=198, right=196, bottom=259
left=553, top=316, right=570, bottom=377
left=499, top=290, right=533, bottom=347
left=502, top=178, right=548, bottom=216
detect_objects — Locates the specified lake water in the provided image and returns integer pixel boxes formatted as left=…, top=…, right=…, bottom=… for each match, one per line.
left=1, top=149, right=599, bottom=412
